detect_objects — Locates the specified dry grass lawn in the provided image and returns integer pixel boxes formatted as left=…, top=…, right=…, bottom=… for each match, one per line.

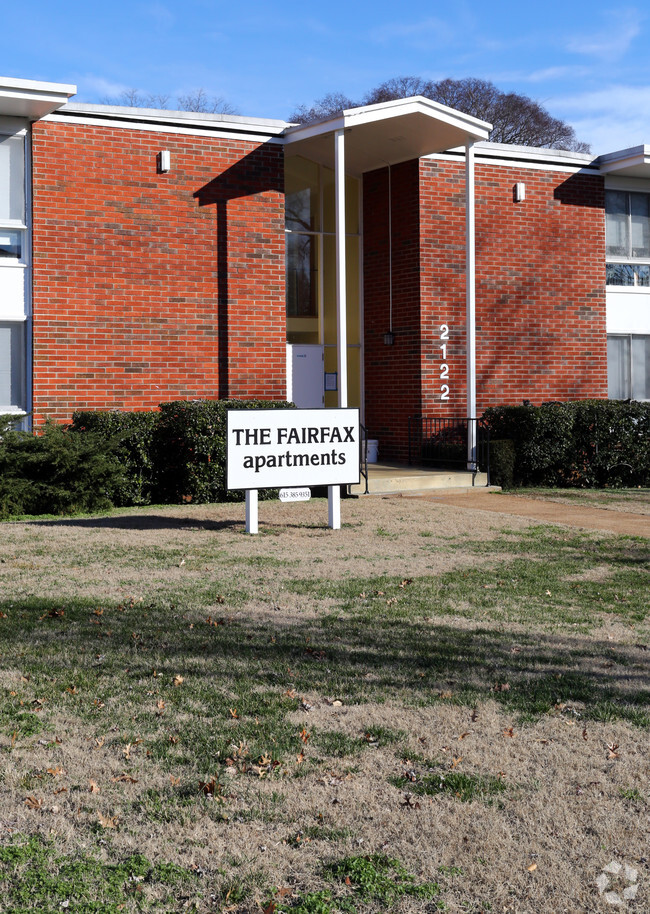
left=0, top=492, right=648, bottom=913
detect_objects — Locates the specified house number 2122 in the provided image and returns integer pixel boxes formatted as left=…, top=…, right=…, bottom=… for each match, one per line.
left=439, top=324, right=450, bottom=401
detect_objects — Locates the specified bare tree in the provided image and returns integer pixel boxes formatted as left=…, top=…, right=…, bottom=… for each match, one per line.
left=100, top=88, right=238, bottom=116
left=289, top=92, right=357, bottom=124
left=291, top=76, right=590, bottom=153
left=176, top=88, right=238, bottom=116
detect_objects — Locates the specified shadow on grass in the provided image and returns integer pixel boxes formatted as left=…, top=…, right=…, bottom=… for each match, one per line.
left=1, top=594, right=648, bottom=738
left=27, top=515, right=243, bottom=532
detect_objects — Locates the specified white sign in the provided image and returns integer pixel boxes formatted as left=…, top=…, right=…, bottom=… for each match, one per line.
left=279, top=487, right=311, bottom=502
left=227, top=408, right=360, bottom=490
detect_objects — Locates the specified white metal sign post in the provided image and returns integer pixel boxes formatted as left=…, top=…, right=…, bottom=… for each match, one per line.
left=227, top=408, right=360, bottom=533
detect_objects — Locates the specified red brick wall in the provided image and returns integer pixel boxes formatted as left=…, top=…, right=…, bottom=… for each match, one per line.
left=30, top=119, right=286, bottom=423
left=365, top=156, right=607, bottom=459
left=363, top=161, right=421, bottom=461
left=420, top=157, right=607, bottom=415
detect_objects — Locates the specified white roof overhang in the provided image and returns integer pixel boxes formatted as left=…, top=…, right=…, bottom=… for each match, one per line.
left=283, top=96, right=491, bottom=176
left=598, top=145, right=650, bottom=179
left=0, top=76, right=77, bottom=120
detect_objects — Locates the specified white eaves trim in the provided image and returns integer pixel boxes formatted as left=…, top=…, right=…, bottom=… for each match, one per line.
left=284, top=95, right=491, bottom=145
left=0, top=77, right=76, bottom=120
left=43, top=103, right=289, bottom=143
left=427, top=141, right=600, bottom=175
left=598, top=145, right=650, bottom=178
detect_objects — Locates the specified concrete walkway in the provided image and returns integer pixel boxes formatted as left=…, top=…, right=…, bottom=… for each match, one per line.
left=397, top=490, right=650, bottom=538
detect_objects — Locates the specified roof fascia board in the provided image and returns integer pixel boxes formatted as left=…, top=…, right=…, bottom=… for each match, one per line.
left=598, top=145, right=650, bottom=174
left=343, top=96, right=491, bottom=140
left=284, top=95, right=491, bottom=145
left=43, top=111, right=285, bottom=143
left=0, top=77, right=76, bottom=119
left=426, top=144, right=600, bottom=174
left=59, top=102, right=288, bottom=133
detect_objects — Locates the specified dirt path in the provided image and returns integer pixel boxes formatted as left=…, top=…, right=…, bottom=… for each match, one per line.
left=413, top=491, right=650, bottom=537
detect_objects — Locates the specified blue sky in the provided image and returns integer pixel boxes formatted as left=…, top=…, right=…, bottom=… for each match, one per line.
left=3, top=1, right=649, bottom=154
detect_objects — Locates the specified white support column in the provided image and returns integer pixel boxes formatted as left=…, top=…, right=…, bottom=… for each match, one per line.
left=328, top=128, right=347, bottom=531
left=327, top=484, right=341, bottom=529
left=245, top=489, right=258, bottom=534
left=465, top=141, right=477, bottom=471
left=335, top=128, right=348, bottom=409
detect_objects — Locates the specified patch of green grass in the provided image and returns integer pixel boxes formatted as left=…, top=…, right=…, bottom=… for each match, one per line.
left=392, top=768, right=507, bottom=803
left=325, top=854, right=442, bottom=907
left=0, top=834, right=198, bottom=912
left=619, top=787, right=645, bottom=803
left=312, top=730, right=366, bottom=757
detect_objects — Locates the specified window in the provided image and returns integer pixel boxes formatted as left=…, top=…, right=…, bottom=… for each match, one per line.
left=0, top=134, right=25, bottom=223
left=0, top=133, right=27, bottom=414
left=606, top=190, right=650, bottom=285
left=608, top=335, right=650, bottom=400
left=0, top=322, right=25, bottom=411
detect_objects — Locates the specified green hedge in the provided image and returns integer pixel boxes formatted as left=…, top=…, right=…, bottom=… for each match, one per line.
left=488, top=439, right=516, bottom=489
left=0, top=421, right=125, bottom=519
left=70, top=410, right=158, bottom=506
left=150, top=399, right=295, bottom=504
left=482, top=400, right=650, bottom=487
left=0, top=400, right=296, bottom=518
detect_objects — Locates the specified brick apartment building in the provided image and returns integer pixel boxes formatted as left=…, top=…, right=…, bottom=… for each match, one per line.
left=1, top=77, right=648, bottom=460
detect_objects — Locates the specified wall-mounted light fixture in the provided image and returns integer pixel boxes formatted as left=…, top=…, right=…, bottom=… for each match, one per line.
left=383, top=331, right=394, bottom=346
left=157, top=150, right=171, bottom=173
left=514, top=182, right=526, bottom=203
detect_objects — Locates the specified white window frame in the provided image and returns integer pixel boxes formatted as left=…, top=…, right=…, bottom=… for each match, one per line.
left=0, top=127, right=30, bottom=422
left=607, top=333, right=650, bottom=401
left=605, top=187, right=650, bottom=292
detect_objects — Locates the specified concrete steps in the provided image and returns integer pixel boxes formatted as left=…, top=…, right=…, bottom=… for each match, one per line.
left=348, top=462, right=492, bottom=496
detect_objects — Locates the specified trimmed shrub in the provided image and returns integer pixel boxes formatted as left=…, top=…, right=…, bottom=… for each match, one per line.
left=0, top=421, right=125, bottom=518
left=488, top=439, right=516, bottom=489
left=151, top=399, right=295, bottom=504
left=71, top=410, right=158, bottom=506
left=482, top=400, right=650, bottom=487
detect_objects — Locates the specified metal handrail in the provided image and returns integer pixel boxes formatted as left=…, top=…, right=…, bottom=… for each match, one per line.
left=359, top=425, right=369, bottom=494
left=408, top=416, right=491, bottom=484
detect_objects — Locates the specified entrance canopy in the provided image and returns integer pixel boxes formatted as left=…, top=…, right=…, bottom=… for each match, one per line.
left=283, top=95, right=491, bottom=175
left=0, top=77, right=76, bottom=120
left=598, top=144, right=650, bottom=180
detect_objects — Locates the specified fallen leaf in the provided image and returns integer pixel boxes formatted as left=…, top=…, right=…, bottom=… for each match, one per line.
left=439, top=690, right=453, bottom=700
left=582, top=728, right=588, bottom=741
left=471, top=709, right=479, bottom=722
left=457, top=732, right=470, bottom=740
left=24, top=796, right=43, bottom=810
left=112, top=775, right=138, bottom=784
left=451, top=756, right=463, bottom=768
left=89, top=780, right=100, bottom=794
left=98, top=813, right=118, bottom=829
left=503, top=727, right=515, bottom=738
left=47, top=766, right=64, bottom=777
left=527, top=863, right=538, bottom=872
left=606, top=742, right=620, bottom=759
left=169, top=775, right=180, bottom=786
left=94, top=737, right=105, bottom=750
left=173, top=675, right=184, bottom=687
left=53, top=787, right=68, bottom=795
left=296, top=751, right=305, bottom=764
left=263, top=903, right=276, bottom=914
left=299, top=728, right=310, bottom=743
left=229, top=708, right=239, bottom=719
left=276, top=887, right=293, bottom=898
